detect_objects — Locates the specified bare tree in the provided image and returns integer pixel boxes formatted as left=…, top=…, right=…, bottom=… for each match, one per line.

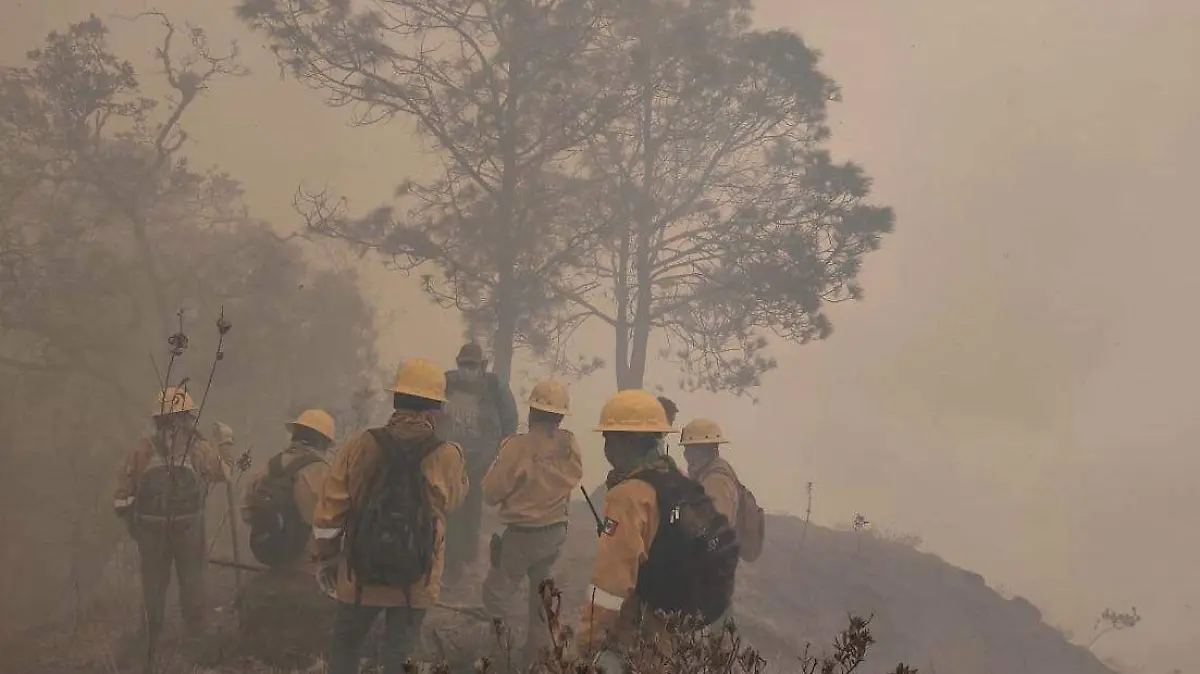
left=0, top=15, right=248, bottom=399
left=554, top=0, right=894, bottom=392
left=0, top=16, right=380, bottom=633
left=239, top=0, right=627, bottom=382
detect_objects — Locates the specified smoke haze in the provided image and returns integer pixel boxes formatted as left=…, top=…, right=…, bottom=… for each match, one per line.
left=3, top=0, right=1198, bottom=671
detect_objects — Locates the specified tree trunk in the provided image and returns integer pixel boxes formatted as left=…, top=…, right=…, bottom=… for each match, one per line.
left=625, top=306, right=651, bottom=389
left=491, top=282, right=517, bottom=384
left=490, top=30, right=524, bottom=385
left=614, top=222, right=632, bottom=389
left=621, top=68, right=656, bottom=391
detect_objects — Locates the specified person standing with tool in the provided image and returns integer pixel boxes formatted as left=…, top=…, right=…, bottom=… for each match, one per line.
left=479, top=379, right=583, bottom=667
left=311, top=358, right=468, bottom=674
left=113, top=387, right=232, bottom=651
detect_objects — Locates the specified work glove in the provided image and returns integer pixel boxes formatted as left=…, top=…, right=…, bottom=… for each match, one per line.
left=212, top=421, right=235, bottom=446
left=316, top=560, right=340, bottom=599
left=591, top=649, right=626, bottom=674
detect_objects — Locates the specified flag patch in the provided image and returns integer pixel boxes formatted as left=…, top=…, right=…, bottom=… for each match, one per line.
left=601, top=517, right=619, bottom=536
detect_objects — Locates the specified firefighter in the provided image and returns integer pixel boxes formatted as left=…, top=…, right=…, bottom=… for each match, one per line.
left=240, top=408, right=335, bottom=565
left=578, top=391, right=739, bottom=672
left=587, top=395, right=679, bottom=517
left=113, top=387, right=232, bottom=649
left=678, top=419, right=739, bottom=524
left=237, top=409, right=336, bottom=648
left=312, top=358, right=468, bottom=674
left=480, top=379, right=583, bottom=666
left=439, top=342, right=518, bottom=583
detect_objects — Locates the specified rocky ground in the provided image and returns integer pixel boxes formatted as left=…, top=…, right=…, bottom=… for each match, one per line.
left=0, top=507, right=1115, bottom=674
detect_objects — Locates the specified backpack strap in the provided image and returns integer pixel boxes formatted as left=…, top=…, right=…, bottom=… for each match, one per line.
left=367, top=428, right=443, bottom=466
left=150, top=433, right=177, bottom=461
left=269, top=451, right=323, bottom=481
left=700, top=460, right=745, bottom=495
left=148, top=433, right=199, bottom=473
left=486, top=372, right=503, bottom=406
left=267, top=453, right=286, bottom=477
left=629, top=468, right=694, bottom=522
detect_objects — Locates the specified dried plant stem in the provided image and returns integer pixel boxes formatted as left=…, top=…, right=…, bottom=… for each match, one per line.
left=799, top=482, right=813, bottom=552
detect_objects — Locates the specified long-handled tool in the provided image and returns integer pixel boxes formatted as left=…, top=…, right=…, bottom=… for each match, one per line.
left=223, top=479, right=242, bottom=590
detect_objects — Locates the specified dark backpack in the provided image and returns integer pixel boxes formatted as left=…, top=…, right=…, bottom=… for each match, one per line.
left=344, top=429, right=441, bottom=598
left=135, top=436, right=205, bottom=520
left=247, top=451, right=324, bottom=568
left=629, top=468, right=740, bottom=626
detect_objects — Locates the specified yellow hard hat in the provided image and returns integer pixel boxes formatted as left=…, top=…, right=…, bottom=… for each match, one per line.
left=679, top=418, right=728, bottom=446
left=153, top=387, right=195, bottom=417
left=387, top=357, right=448, bottom=403
left=594, top=389, right=674, bottom=433
left=286, top=409, right=336, bottom=442
left=528, top=379, right=570, bottom=415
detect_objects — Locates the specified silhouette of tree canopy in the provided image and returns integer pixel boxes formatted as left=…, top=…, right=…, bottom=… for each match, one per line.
left=239, top=0, right=627, bottom=382
left=0, top=16, right=379, bottom=627
left=551, top=0, right=894, bottom=392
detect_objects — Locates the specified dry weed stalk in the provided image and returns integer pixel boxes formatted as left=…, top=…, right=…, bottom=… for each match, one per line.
left=514, top=579, right=914, bottom=674
left=1087, top=606, right=1141, bottom=650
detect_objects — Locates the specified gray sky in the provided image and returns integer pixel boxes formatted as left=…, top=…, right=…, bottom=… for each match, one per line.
left=4, top=0, right=1198, bottom=671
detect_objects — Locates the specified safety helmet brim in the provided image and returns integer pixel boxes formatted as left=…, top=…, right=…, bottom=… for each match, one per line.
left=593, top=423, right=676, bottom=433
left=529, top=402, right=569, bottom=415
left=285, top=421, right=334, bottom=442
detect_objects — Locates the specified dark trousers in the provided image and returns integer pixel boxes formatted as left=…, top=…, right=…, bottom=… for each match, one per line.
left=444, top=468, right=486, bottom=574
left=134, top=516, right=208, bottom=645
left=327, top=603, right=427, bottom=674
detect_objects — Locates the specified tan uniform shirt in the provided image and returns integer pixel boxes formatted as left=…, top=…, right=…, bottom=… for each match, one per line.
left=481, top=427, right=583, bottom=526
left=310, top=430, right=467, bottom=607
left=113, top=430, right=228, bottom=512
left=577, top=467, right=665, bottom=652
left=689, top=456, right=740, bottom=525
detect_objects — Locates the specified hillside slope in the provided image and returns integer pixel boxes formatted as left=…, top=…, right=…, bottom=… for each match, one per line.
left=0, top=507, right=1115, bottom=674
left=437, top=506, right=1114, bottom=674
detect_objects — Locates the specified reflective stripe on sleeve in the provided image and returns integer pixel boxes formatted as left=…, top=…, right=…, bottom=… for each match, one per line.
left=588, top=585, right=625, bottom=611
left=114, top=497, right=135, bottom=508
left=312, top=526, right=342, bottom=540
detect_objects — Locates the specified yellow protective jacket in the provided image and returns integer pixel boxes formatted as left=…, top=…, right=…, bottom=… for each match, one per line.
left=481, top=426, right=583, bottom=526
left=688, top=456, right=740, bottom=525
left=578, top=462, right=673, bottom=653
left=113, top=429, right=229, bottom=513
left=311, top=429, right=467, bottom=608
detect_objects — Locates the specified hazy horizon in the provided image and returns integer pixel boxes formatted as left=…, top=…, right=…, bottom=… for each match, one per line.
left=3, top=1, right=1197, bottom=671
